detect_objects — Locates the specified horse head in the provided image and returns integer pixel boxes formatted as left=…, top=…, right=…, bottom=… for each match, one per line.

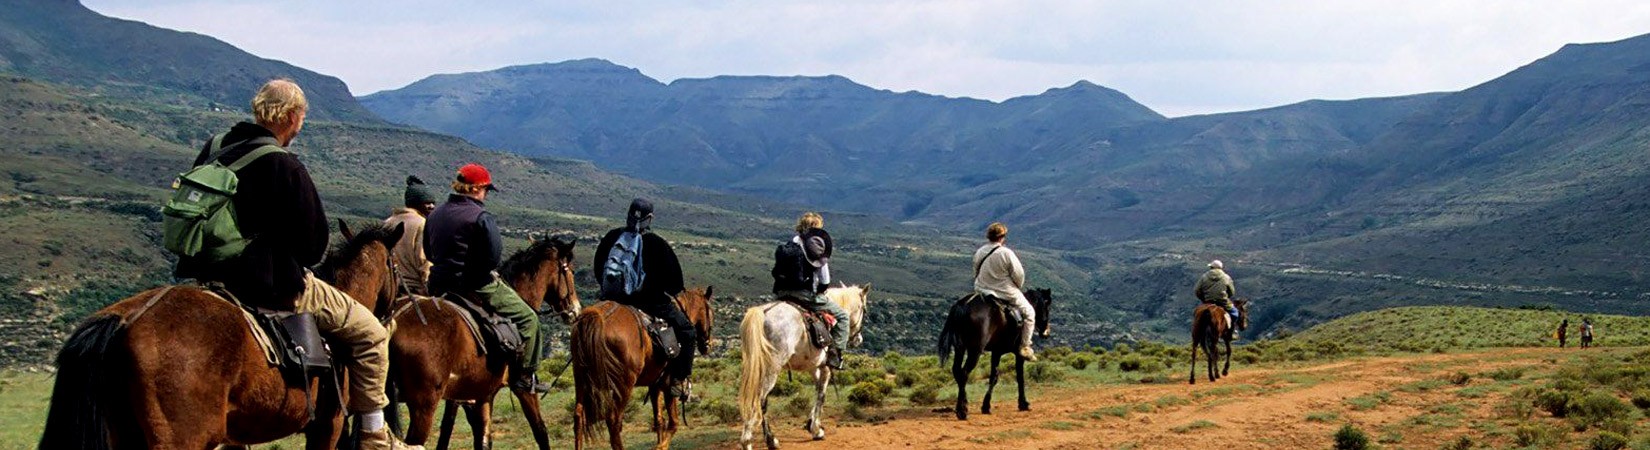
left=1028, top=288, right=1054, bottom=338
left=678, top=286, right=715, bottom=355
left=1234, top=297, right=1251, bottom=332
left=504, top=232, right=582, bottom=324
left=324, top=220, right=404, bottom=313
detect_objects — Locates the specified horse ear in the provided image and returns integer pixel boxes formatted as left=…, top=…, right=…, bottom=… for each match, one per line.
left=338, top=219, right=354, bottom=241
left=384, top=222, right=406, bottom=247
left=704, top=285, right=714, bottom=299
left=860, top=283, right=872, bottom=296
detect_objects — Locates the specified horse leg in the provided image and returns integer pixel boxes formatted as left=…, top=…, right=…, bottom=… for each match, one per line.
left=982, top=352, right=1003, bottom=415
left=1016, top=354, right=1030, bottom=411
left=400, top=396, right=437, bottom=447
left=762, top=397, right=780, bottom=450
left=951, top=348, right=972, bottom=420
left=654, top=393, right=678, bottom=450
left=1188, top=338, right=1199, bottom=385
left=1222, top=336, right=1233, bottom=376
left=1206, top=338, right=1219, bottom=382
left=464, top=401, right=493, bottom=450
left=741, top=369, right=780, bottom=450
left=573, top=402, right=587, bottom=450
left=435, top=400, right=459, bottom=450
left=808, top=366, right=831, bottom=440
left=606, top=409, right=625, bottom=450
left=511, top=387, right=553, bottom=450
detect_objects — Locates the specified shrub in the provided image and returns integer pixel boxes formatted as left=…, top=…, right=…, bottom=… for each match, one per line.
left=847, top=380, right=894, bottom=407
left=1041, top=346, right=1073, bottom=361
left=1440, top=435, right=1472, bottom=450
left=1535, top=389, right=1573, bottom=418
left=1486, top=366, right=1526, bottom=381
left=1514, top=423, right=1559, bottom=447
left=1333, top=425, right=1370, bottom=450
left=1448, top=371, right=1471, bottom=386
left=1590, top=431, right=1629, bottom=450
left=1118, top=355, right=1145, bottom=372
left=1570, top=392, right=1634, bottom=429
left=1630, top=389, right=1650, bottom=411
left=908, top=383, right=941, bottom=405
left=771, top=376, right=802, bottom=396
left=687, top=397, right=742, bottom=424
left=1027, top=362, right=1067, bottom=383
left=1067, top=353, right=1095, bottom=370
left=1138, top=358, right=1167, bottom=373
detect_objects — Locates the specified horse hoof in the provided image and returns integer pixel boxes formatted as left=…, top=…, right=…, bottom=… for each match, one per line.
left=811, top=426, right=826, bottom=440
left=1019, top=403, right=1030, bottom=411
left=981, top=407, right=991, bottom=415
left=767, top=436, right=782, bottom=450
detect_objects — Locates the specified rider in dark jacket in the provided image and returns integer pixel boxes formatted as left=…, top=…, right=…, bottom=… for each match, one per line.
left=424, top=163, right=547, bottom=393
left=592, top=198, right=692, bottom=399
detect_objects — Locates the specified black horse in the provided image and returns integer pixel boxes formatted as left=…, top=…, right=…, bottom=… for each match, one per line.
left=936, top=288, right=1053, bottom=420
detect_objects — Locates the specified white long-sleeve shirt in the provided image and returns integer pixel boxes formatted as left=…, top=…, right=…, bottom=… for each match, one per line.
left=972, top=243, right=1025, bottom=301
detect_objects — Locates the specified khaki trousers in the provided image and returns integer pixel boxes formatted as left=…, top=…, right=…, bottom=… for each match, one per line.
left=298, top=272, right=390, bottom=412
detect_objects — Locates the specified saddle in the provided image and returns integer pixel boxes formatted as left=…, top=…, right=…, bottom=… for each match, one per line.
left=596, top=302, right=681, bottom=361
left=443, top=293, right=524, bottom=360
left=781, top=299, right=836, bottom=349
left=389, top=296, right=488, bottom=354
left=193, top=286, right=332, bottom=385
left=966, top=293, right=1025, bottom=329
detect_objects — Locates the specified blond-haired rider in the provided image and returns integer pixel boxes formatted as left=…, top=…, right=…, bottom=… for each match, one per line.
left=972, top=222, right=1037, bottom=361
left=772, top=212, right=851, bottom=369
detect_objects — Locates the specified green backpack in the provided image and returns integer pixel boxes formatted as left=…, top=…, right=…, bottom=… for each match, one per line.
left=161, top=134, right=285, bottom=262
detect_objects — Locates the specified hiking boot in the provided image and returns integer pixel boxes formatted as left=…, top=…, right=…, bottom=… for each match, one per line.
left=359, top=426, right=424, bottom=450
left=825, top=346, right=844, bottom=370
left=668, top=379, right=694, bottom=402
left=1017, top=345, right=1038, bottom=361
left=510, top=371, right=551, bottom=394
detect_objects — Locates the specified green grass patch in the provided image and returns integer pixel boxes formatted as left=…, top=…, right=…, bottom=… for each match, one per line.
left=1153, top=395, right=1191, bottom=408
left=1079, top=404, right=1133, bottom=420
left=1305, top=411, right=1339, bottom=423
left=965, top=429, right=1034, bottom=444
left=1396, top=379, right=1448, bottom=393
left=1345, top=391, right=1392, bottom=411
left=1191, top=383, right=1261, bottom=399
left=1040, top=421, right=1081, bottom=431
left=1170, top=420, right=1218, bottom=433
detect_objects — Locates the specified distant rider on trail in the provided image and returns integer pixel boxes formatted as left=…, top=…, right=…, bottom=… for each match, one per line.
left=592, top=198, right=694, bottom=399
left=423, top=163, right=548, bottom=394
left=772, top=212, right=850, bottom=369
left=1195, top=260, right=1239, bottom=324
left=384, top=175, right=437, bottom=295
left=972, top=222, right=1037, bottom=361
left=171, top=79, right=420, bottom=450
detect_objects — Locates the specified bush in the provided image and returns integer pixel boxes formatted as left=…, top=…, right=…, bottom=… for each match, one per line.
left=1514, top=423, right=1559, bottom=447
left=1333, top=424, right=1370, bottom=450
left=1535, top=389, right=1573, bottom=417
left=1448, top=371, right=1471, bottom=385
left=1630, top=389, right=1650, bottom=411
left=772, top=376, right=803, bottom=396
left=908, top=383, right=941, bottom=405
left=1590, top=431, right=1629, bottom=450
left=1027, top=362, right=1067, bottom=383
left=1571, top=392, right=1634, bottom=429
left=686, top=397, right=742, bottom=424
left=1441, top=435, right=1472, bottom=450
left=1067, top=353, right=1095, bottom=370
left=1486, top=366, right=1526, bottom=381
left=1118, top=355, right=1144, bottom=372
left=847, top=380, right=894, bottom=407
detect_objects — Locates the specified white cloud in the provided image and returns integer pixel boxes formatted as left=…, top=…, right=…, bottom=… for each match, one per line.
left=81, top=0, right=1650, bottom=116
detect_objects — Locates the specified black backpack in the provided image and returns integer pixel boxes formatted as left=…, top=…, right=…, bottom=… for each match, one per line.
left=771, top=240, right=813, bottom=292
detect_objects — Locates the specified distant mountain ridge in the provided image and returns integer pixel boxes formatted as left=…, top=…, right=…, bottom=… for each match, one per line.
left=0, top=0, right=381, bottom=123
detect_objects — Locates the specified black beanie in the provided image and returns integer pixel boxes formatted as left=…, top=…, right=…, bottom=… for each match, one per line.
left=403, top=175, right=437, bottom=207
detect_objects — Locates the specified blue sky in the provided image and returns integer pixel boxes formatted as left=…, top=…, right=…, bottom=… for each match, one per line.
left=83, top=1, right=1650, bottom=117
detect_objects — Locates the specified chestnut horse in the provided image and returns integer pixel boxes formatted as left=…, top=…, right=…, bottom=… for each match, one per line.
left=1189, top=298, right=1249, bottom=384
left=571, top=287, right=715, bottom=450
left=936, top=288, right=1053, bottom=420
left=387, top=234, right=581, bottom=450
left=39, top=221, right=404, bottom=449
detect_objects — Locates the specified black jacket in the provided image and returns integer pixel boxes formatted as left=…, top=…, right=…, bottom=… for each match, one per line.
left=592, top=227, right=683, bottom=304
left=175, top=122, right=328, bottom=309
left=424, top=194, right=503, bottom=295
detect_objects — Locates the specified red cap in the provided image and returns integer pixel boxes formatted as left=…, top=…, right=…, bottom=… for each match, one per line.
left=456, top=163, right=499, bottom=191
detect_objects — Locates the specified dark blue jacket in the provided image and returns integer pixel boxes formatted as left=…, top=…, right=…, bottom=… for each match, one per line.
left=424, top=194, right=503, bottom=295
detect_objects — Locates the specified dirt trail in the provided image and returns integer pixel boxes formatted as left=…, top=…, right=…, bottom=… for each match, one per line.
left=755, top=348, right=1563, bottom=450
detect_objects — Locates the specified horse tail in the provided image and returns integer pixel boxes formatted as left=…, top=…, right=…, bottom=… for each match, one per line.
left=937, top=297, right=969, bottom=365
left=40, top=314, right=125, bottom=450
left=571, top=309, right=622, bottom=437
left=736, top=307, right=775, bottom=424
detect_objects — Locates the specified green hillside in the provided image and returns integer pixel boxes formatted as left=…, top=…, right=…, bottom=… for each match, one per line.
left=1288, top=306, right=1650, bottom=351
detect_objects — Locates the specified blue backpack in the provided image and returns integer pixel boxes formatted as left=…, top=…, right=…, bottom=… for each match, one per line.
left=600, top=232, right=646, bottom=299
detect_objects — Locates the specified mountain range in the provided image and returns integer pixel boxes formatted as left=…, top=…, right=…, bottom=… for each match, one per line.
left=2, top=0, right=1648, bottom=359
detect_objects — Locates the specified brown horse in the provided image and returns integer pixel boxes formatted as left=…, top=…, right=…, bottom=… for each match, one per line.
left=571, top=287, right=715, bottom=450
left=387, top=234, right=581, bottom=450
left=39, top=221, right=404, bottom=449
left=936, top=288, right=1054, bottom=421
left=1189, top=298, right=1249, bottom=384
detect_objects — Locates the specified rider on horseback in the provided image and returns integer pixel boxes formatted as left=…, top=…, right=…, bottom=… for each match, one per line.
left=973, top=222, right=1038, bottom=361
left=592, top=198, right=694, bottom=400
left=425, top=163, right=549, bottom=394
left=774, top=212, right=851, bottom=369
left=384, top=175, right=436, bottom=295
left=1195, top=260, right=1239, bottom=324
left=173, top=79, right=419, bottom=450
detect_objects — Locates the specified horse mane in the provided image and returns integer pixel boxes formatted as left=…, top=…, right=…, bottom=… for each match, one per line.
left=317, top=222, right=398, bottom=282
left=500, top=233, right=576, bottom=281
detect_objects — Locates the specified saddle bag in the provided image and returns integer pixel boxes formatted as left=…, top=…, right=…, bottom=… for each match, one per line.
left=649, top=318, right=681, bottom=360
left=481, top=313, right=524, bottom=357
left=980, top=294, right=1023, bottom=328
left=800, top=310, right=833, bottom=349
left=253, top=310, right=332, bottom=381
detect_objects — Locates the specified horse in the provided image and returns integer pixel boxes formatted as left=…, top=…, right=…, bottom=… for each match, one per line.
left=736, top=285, right=873, bottom=450
left=570, top=287, right=716, bottom=450
left=386, top=233, right=581, bottom=450
left=39, top=221, right=404, bottom=449
left=1189, top=298, right=1249, bottom=384
left=936, top=288, right=1053, bottom=421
